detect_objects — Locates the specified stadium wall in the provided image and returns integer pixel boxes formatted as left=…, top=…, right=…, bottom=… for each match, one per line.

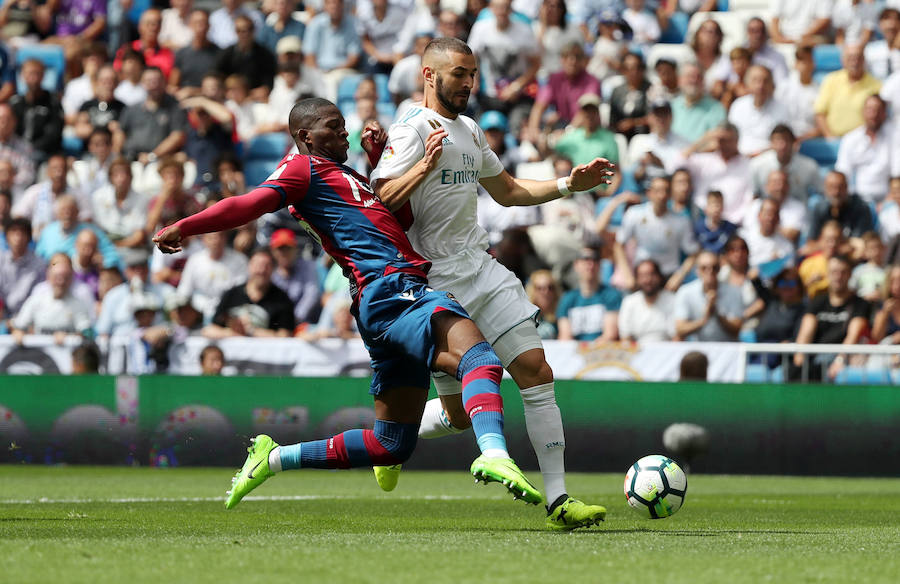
left=1, top=375, right=898, bottom=475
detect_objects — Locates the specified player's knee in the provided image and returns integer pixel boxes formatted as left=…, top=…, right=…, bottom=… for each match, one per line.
left=374, top=420, right=419, bottom=463
left=510, top=351, right=553, bottom=386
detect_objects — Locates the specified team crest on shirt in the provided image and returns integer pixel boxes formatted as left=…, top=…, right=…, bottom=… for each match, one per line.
left=382, top=145, right=395, bottom=160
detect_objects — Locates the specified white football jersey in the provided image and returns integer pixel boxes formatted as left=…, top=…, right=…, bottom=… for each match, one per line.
left=369, top=105, right=506, bottom=261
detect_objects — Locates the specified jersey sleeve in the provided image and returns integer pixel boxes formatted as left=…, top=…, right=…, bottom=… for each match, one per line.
left=369, top=123, right=425, bottom=183
left=259, top=155, right=312, bottom=207
left=475, top=124, right=505, bottom=179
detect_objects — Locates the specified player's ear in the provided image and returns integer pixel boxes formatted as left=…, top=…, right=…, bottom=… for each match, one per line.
left=422, top=65, right=435, bottom=87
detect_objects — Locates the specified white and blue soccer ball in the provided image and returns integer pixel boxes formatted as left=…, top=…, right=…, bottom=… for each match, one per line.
left=624, top=455, right=687, bottom=519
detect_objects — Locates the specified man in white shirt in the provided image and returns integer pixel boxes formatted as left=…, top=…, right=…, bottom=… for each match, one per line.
left=370, top=37, right=615, bottom=530
left=630, top=100, right=689, bottom=185
left=727, top=65, right=790, bottom=157
left=11, top=253, right=93, bottom=341
left=177, top=231, right=248, bottom=321
left=618, top=259, right=677, bottom=342
left=770, top=0, right=833, bottom=44
left=775, top=45, right=820, bottom=140
left=740, top=197, right=795, bottom=270
left=209, top=0, right=264, bottom=49
left=746, top=169, right=807, bottom=243
left=864, top=7, right=900, bottom=80
left=749, top=124, right=821, bottom=204
left=835, top=94, right=893, bottom=204
left=614, top=175, right=699, bottom=291
left=684, top=124, right=755, bottom=225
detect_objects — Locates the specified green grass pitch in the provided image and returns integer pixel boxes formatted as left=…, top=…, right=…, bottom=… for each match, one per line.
left=2, top=466, right=899, bottom=584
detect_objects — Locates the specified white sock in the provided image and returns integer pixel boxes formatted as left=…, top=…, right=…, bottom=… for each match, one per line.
left=268, top=446, right=282, bottom=473
left=418, top=397, right=465, bottom=439
left=520, top=382, right=567, bottom=504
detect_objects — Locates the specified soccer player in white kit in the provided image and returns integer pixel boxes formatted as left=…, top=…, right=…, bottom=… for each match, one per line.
left=369, top=38, right=615, bottom=530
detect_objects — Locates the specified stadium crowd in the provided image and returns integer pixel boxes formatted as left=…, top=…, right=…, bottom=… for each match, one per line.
left=0, top=0, right=898, bottom=380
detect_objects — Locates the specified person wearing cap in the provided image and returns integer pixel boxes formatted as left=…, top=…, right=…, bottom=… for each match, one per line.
left=525, top=41, right=601, bottom=147
left=270, top=228, right=322, bottom=325
left=171, top=9, right=223, bottom=93
left=631, top=99, right=688, bottom=185
left=214, top=15, right=277, bottom=94
left=257, top=0, right=306, bottom=54
left=480, top=111, right=529, bottom=173
left=553, top=93, right=622, bottom=193
left=177, top=231, right=248, bottom=322
left=370, top=37, right=615, bottom=530
left=556, top=245, right=622, bottom=342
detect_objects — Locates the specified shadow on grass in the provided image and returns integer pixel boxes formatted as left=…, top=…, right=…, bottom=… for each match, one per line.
left=572, top=528, right=828, bottom=536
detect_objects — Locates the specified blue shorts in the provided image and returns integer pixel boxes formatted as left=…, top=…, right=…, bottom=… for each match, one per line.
left=356, top=273, right=471, bottom=395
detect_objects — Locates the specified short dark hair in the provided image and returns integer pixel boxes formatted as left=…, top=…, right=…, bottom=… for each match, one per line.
left=770, top=124, right=795, bottom=141
left=6, top=217, right=32, bottom=240
left=289, top=97, right=336, bottom=138
left=120, top=48, right=146, bottom=66
left=880, top=7, right=900, bottom=21
left=200, top=344, right=224, bottom=365
left=706, top=190, right=724, bottom=202
left=423, top=37, right=473, bottom=61
left=72, top=342, right=101, bottom=374
left=830, top=254, right=853, bottom=268
left=635, top=259, right=663, bottom=278
left=88, top=126, right=112, bottom=144
left=679, top=351, right=708, bottom=381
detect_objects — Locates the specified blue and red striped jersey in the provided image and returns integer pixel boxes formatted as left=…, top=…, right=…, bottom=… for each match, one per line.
left=260, top=153, right=431, bottom=299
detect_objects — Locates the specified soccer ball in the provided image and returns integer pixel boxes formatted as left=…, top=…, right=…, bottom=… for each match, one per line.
left=624, top=455, right=687, bottom=519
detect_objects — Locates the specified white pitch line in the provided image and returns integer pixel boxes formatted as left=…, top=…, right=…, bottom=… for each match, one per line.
left=0, top=494, right=494, bottom=505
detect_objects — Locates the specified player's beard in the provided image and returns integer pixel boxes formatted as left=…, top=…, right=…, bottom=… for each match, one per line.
left=435, top=74, right=468, bottom=115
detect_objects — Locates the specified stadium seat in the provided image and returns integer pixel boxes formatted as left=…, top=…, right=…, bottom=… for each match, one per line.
left=798, top=138, right=841, bottom=168
left=626, top=133, right=654, bottom=171
left=337, top=73, right=364, bottom=104
left=62, top=134, right=83, bottom=157
left=745, top=363, right=769, bottom=383
left=244, top=159, right=276, bottom=187
left=244, top=133, right=290, bottom=161
left=601, top=75, right=624, bottom=102
left=514, top=160, right=555, bottom=181
left=15, top=45, right=65, bottom=93
left=717, top=0, right=729, bottom=10
left=834, top=367, right=893, bottom=385
left=739, top=329, right=757, bottom=343
left=659, top=12, right=690, bottom=45
left=813, top=45, right=843, bottom=75
left=687, top=11, right=749, bottom=51
left=729, top=0, right=771, bottom=10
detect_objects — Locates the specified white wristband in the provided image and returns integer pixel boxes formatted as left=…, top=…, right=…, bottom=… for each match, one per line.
left=557, top=176, right=572, bottom=196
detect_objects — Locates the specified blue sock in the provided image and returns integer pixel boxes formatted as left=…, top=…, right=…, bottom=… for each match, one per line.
left=457, top=341, right=508, bottom=456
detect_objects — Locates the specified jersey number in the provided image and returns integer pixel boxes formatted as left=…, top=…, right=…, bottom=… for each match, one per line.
left=342, top=172, right=374, bottom=202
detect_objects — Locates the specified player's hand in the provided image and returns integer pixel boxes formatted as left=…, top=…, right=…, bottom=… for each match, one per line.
left=421, top=128, right=447, bottom=172
left=152, top=224, right=184, bottom=254
left=568, top=158, right=616, bottom=192
left=361, top=120, right=387, bottom=154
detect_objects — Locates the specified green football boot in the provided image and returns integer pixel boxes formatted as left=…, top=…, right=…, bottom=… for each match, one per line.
left=545, top=497, right=607, bottom=531
left=373, top=464, right=402, bottom=492
left=225, top=434, right=278, bottom=509
left=471, top=455, right=543, bottom=505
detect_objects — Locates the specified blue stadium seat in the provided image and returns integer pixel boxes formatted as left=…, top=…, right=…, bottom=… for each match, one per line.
left=739, top=329, right=757, bottom=343
left=717, top=0, right=729, bottom=11
left=813, top=45, right=842, bottom=75
left=799, top=138, right=841, bottom=168
left=15, top=45, right=65, bottom=93
left=373, top=74, right=390, bottom=103
left=659, top=12, right=690, bottom=44
left=244, top=133, right=290, bottom=161
left=244, top=160, right=277, bottom=187
left=337, top=74, right=364, bottom=104
left=770, top=366, right=785, bottom=383
left=62, top=134, right=83, bottom=157
left=745, top=363, right=769, bottom=383
left=834, top=368, right=893, bottom=385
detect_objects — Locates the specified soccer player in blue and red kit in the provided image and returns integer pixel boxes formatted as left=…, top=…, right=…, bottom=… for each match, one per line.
left=153, top=98, right=544, bottom=509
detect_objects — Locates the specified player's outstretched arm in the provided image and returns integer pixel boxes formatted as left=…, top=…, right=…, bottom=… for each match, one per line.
left=153, top=187, right=284, bottom=253
left=480, top=157, right=616, bottom=207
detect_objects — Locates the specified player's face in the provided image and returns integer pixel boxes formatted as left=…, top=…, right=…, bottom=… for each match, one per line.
left=307, top=106, right=350, bottom=163
left=434, top=52, right=477, bottom=115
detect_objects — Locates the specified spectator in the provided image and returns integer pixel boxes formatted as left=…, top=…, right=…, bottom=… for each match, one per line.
left=755, top=266, right=806, bottom=346
left=614, top=175, right=698, bottom=291
left=97, top=265, right=124, bottom=309
left=115, top=67, right=188, bottom=163
left=533, top=0, right=581, bottom=77
left=91, top=157, right=150, bottom=265
left=814, top=43, right=881, bottom=138
left=526, top=41, right=601, bottom=145
left=835, top=94, right=892, bottom=205
left=647, top=57, right=679, bottom=103
left=749, top=124, right=821, bottom=205
left=302, top=296, right=359, bottom=340
left=468, top=0, right=541, bottom=116
left=70, top=128, right=114, bottom=200
left=557, top=245, right=622, bottom=342
left=623, top=0, right=660, bottom=54
left=610, top=52, right=651, bottom=139
left=871, top=264, right=900, bottom=344
left=35, top=194, right=120, bottom=267
left=631, top=100, right=688, bottom=186
left=180, top=91, right=236, bottom=184
left=95, top=255, right=174, bottom=338
left=849, top=231, right=887, bottom=302
left=793, top=254, right=870, bottom=381
left=669, top=167, right=693, bottom=218
left=178, top=230, right=248, bottom=321
left=833, top=0, right=878, bottom=47
left=586, top=11, right=627, bottom=82
left=799, top=220, right=844, bottom=299
left=776, top=45, right=819, bottom=141
left=745, top=169, right=807, bottom=243
left=716, top=47, right=751, bottom=111
left=678, top=350, right=708, bottom=381
left=171, top=9, right=222, bottom=93
left=224, top=73, right=262, bottom=143
left=740, top=197, right=795, bottom=271
left=525, top=269, right=562, bottom=340
left=71, top=341, right=101, bottom=374
left=618, top=259, right=677, bottom=342
left=40, top=0, right=107, bottom=63
left=357, top=0, right=406, bottom=75
left=204, top=248, right=295, bottom=338
left=0, top=103, right=34, bottom=195
left=74, top=66, right=126, bottom=141
left=113, top=9, right=176, bottom=81
left=200, top=344, right=225, bottom=375
left=0, top=218, right=44, bottom=320
left=303, top=0, right=362, bottom=99
left=879, top=177, right=900, bottom=243
left=770, top=0, right=832, bottom=45
left=113, top=49, right=148, bottom=107
left=804, top=171, right=875, bottom=257
left=214, top=15, right=277, bottom=94
left=145, top=157, right=202, bottom=236
left=209, top=0, right=264, bottom=50
left=673, top=249, right=744, bottom=342
left=389, top=32, right=432, bottom=103
left=11, top=253, right=92, bottom=343
left=691, top=18, right=728, bottom=93
left=393, top=0, right=441, bottom=60
left=257, top=0, right=305, bottom=55
left=694, top=190, right=738, bottom=255
left=719, top=234, right=765, bottom=322
left=9, top=59, right=63, bottom=161
left=13, top=153, right=91, bottom=237
left=553, top=93, right=621, bottom=193
left=867, top=8, right=900, bottom=81
left=727, top=65, right=790, bottom=157
left=70, top=228, right=101, bottom=298
left=0, top=189, right=9, bottom=248
left=270, top=228, right=322, bottom=325
left=670, top=62, right=726, bottom=143
left=160, top=0, right=195, bottom=51
left=744, top=17, right=789, bottom=83
left=684, top=123, right=754, bottom=225
left=62, top=43, right=108, bottom=123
